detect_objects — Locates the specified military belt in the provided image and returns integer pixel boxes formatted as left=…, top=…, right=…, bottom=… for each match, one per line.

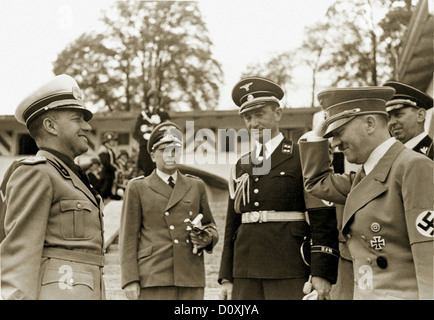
left=42, top=247, right=104, bottom=267
left=241, top=210, right=305, bottom=223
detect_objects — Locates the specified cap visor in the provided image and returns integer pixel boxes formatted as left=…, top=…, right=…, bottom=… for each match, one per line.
left=239, top=99, right=279, bottom=115
left=323, top=116, right=356, bottom=138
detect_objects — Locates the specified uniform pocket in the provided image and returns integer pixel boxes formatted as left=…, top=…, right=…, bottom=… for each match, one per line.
left=38, top=267, right=94, bottom=300
left=137, top=246, right=153, bottom=260
left=270, top=170, right=298, bottom=197
left=60, top=199, right=94, bottom=240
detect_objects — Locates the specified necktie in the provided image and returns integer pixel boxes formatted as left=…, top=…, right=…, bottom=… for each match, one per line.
left=360, top=166, right=366, bottom=180
left=168, top=176, right=175, bottom=188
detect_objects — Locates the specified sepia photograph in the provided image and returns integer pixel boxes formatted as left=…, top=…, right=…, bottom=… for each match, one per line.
left=0, top=0, right=433, bottom=310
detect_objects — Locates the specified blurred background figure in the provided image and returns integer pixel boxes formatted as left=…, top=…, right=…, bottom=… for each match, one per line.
left=133, top=89, right=171, bottom=177
left=98, top=132, right=119, bottom=200
left=115, top=149, right=134, bottom=198
left=85, top=158, right=102, bottom=196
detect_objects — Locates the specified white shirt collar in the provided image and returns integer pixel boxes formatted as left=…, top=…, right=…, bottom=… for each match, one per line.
left=255, top=133, right=284, bottom=159
left=404, top=132, right=427, bottom=150
left=363, top=137, right=396, bottom=175
left=156, top=169, right=178, bottom=184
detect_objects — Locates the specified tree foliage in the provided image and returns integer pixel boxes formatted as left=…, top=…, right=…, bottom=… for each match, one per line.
left=241, top=0, right=416, bottom=107
left=53, top=1, right=223, bottom=112
left=240, top=51, right=296, bottom=107
left=241, top=51, right=295, bottom=86
left=302, top=0, right=415, bottom=89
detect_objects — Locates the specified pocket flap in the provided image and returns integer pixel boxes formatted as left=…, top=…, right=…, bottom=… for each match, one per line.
left=137, top=246, right=153, bottom=259
left=60, top=200, right=92, bottom=212
left=42, top=268, right=94, bottom=290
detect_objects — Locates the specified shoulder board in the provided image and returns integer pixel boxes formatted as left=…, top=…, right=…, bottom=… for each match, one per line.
left=281, top=141, right=293, bottom=154
left=185, top=174, right=200, bottom=179
left=20, top=156, right=47, bottom=165
left=131, top=175, right=144, bottom=181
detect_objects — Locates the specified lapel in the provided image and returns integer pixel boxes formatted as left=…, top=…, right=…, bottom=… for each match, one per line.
left=269, top=139, right=294, bottom=170
left=342, top=141, right=405, bottom=229
left=239, top=139, right=294, bottom=176
left=165, top=172, right=192, bottom=211
left=239, top=149, right=255, bottom=176
left=148, top=171, right=172, bottom=199
left=39, top=150, right=99, bottom=208
left=413, top=135, right=433, bottom=157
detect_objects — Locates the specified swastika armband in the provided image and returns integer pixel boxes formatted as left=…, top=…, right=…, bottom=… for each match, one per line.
left=415, top=211, right=434, bottom=237
left=408, top=210, right=434, bottom=244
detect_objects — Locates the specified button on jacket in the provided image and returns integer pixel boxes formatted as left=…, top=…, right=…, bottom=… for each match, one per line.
left=1, top=150, right=105, bottom=300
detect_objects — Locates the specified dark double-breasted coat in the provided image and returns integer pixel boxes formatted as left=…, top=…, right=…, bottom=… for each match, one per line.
left=300, top=139, right=434, bottom=299
left=1, top=150, right=105, bottom=300
left=218, top=138, right=339, bottom=286
left=119, top=171, right=218, bottom=289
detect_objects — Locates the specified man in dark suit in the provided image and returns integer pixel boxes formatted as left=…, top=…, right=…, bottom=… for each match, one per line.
left=133, top=89, right=171, bottom=176
left=383, top=81, right=433, bottom=159
left=1, top=74, right=105, bottom=300
left=119, top=121, right=219, bottom=300
left=218, top=76, right=339, bottom=300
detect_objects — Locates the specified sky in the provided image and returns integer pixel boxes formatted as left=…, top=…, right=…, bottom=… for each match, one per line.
left=0, top=0, right=336, bottom=116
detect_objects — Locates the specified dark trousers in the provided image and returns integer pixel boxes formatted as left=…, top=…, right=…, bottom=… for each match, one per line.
left=232, top=278, right=306, bottom=300
left=138, top=286, right=204, bottom=300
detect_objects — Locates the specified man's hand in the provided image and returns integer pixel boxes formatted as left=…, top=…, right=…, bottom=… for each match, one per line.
left=312, top=112, right=327, bottom=138
left=219, top=280, right=233, bottom=300
left=190, top=227, right=213, bottom=254
left=311, top=276, right=332, bottom=300
left=123, top=281, right=140, bottom=300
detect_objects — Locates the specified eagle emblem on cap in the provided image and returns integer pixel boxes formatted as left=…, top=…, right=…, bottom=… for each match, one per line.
left=72, top=85, right=83, bottom=100
left=160, top=126, right=181, bottom=143
left=240, top=82, right=253, bottom=92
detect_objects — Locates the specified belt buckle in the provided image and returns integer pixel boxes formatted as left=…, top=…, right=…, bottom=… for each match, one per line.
left=248, top=211, right=260, bottom=223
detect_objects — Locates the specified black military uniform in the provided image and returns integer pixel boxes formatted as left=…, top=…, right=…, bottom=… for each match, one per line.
left=384, top=81, right=434, bottom=159
left=218, top=77, right=339, bottom=300
left=133, top=90, right=171, bottom=176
